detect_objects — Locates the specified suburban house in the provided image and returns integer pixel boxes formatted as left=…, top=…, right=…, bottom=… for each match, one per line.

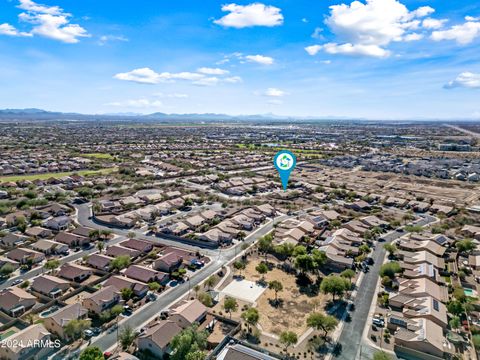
left=7, top=248, right=45, bottom=264
left=0, top=287, right=37, bottom=317
left=104, top=275, right=149, bottom=297
left=154, top=252, right=183, bottom=273
left=87, top=253, right=114, bottom=271
left=31, top=275, right=70, bottom=298
left=43, top=216, right=71, bottom=231
left=124, top=265, right=167, bottom=284
left=0, top=324, right=52, bottom=360
left=31, top=239, right=69, bottom=255
left=58, top=263, right=92, bottom=283
left=169, top=299, right=207, bottom=329
left=55, top=232, right=90, bottom=248
left=136, top=320, right=182, bottom=359
left=44, top=303, right=88, bottom=339
left=397, top=278, right=448, bottom=302
left=106, top=245, right=141, bottom=259
left=215, top=343, right=280, bottom=360
left=120, top=238, right=154, bottom=254
left=82, top=285, right=121, bottom=315
left=0, top=233, right=28, bottom=248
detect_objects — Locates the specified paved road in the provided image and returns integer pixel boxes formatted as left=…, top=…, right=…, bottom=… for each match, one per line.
left=51, top=204, right=288, bottom=359
left=334, top=215, right=438, bottom=360
left=444, top=124, right=480, bottom=139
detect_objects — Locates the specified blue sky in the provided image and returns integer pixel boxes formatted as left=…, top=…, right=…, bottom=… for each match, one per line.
left=1, top=0, right=480, bottom=119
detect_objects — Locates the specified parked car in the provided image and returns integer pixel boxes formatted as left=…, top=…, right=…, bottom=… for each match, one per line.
left=372, top=317, right=384, bottom=327
left=11, top=279, right=23, bottom=286
left=83, top=329, right=94, bottom=338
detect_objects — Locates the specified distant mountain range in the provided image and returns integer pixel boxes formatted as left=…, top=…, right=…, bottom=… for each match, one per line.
left=0, top=108, right=478, bottom=123
left=0, top=108, right=358, bottom=122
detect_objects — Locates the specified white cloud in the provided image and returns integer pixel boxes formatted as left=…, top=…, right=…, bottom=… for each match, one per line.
left=114, top=68, right=161, bottom=84
left=114, top=67, right=241, bottom=86
left=263, top=88, right=287, bottom=97
left=21, top=13, right=90, bottom=43
left=404, top=33, right=423, bottom=41
left=431, top=19, right=480, bottom=45
left=307, top=0, right=440, bottom=58
left=197, top=67, right=230, bottom=75
left=105, top=98, right=164, bottom=108
left=465, top=16, right=480, bottom=22
left=316, top=43, right=390, bottom=58
left=17, top=0, right=61, bottom=15
left=245, top=54, right=274, bottom=65
left=0, top=0, right=90, bottom=43
left=214, top=3, right=283, bottom=28
left=0, top=23, right=31, bottom=37
left=422, top=18, right=447, bottom=29
left=311, top=27, right=324, bottom=40
left=305, top=45, right=322, bottom=56
left=98, top=34, right=128, bottom=45
left=410, top=6, right=435, bottom=18
left=444, top=72, right=480, bottom=89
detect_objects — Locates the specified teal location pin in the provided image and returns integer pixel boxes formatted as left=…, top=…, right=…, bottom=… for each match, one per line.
left=274, top=150, right=297, bottom=191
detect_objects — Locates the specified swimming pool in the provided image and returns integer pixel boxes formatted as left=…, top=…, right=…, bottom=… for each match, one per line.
left=464, top=288, right=477, bottom=297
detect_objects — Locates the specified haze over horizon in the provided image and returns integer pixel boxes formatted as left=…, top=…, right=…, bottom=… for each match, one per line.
left=1, top=0, right=480, bottom=119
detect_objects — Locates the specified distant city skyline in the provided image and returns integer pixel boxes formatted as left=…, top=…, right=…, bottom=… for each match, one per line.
left=1, top=0, right=480, bottom=119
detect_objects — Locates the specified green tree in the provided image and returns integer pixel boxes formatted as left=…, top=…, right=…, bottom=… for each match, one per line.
left=204, top=275, right=216, bottom=290
left=119, top=325, right=136, bottom=349
left=241, top=308, right=260, bottom=332
left=447, top=300, right=465, bottom=316
left=185, top=351, right=206, bottom=360
left=293, top=245, right=307, bottom=257
left=383, top=243, right=397, bottom=256
left=170, top=324, right=208, bottom=360
left=307, top=312, right=338, bottom=339
left=257, top=235, right=273, bottom=260
left=110, top=255, right=131, bottom=271
left=197, top=292, right=213, bottom=307
left=373, top=351, right=392, bottom=360
left=340, top=269, right=355, bottom=283
left=449, top=316, right=461, bottom=330
left=44, top=259, right=61, bottom=272
left=279, top=331, right=298, bottom=351
left=111, top=304, right=123, bottom=317
left=64, top=319, right=91, bottom=340
left=96, top=241, right=105, bottom=252
left=148, top=282, right=161, bottom=291
left=295, top=254, right=316, bottom=275
left=88, top=230, right=100, bottom=241
left=255, top=262, right=268, bottom=280
left=223, top=297, right=238, bottom=318
left=233, top=261, right=246, bottom=276
left=268, top=280, right=283, bottom=304
left=79, top=347, right=104, bottom=360
left=320, top=275, right=350, bottom=300
left=0, top=264, right=15, bottom=278
left=120, top=287, right=133, bottom=301
left=473, top=334, right=480, bottom=350
left=379, top=262, right=402, bottom=279
left=456, top=239, right=475, bottom=254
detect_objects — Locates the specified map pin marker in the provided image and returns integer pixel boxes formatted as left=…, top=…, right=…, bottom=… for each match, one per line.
left=274, top=150, right=297, bottom=191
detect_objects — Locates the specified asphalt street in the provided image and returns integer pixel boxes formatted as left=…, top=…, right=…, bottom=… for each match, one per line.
left=334, top=215, right=438, bottom=360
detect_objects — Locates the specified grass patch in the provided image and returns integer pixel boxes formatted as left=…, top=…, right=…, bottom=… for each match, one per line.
left=80, top=153, right=115, bottom=160
left=0, top=330, right=16, bottom=340
left=0, top=168, right=117, bottom=182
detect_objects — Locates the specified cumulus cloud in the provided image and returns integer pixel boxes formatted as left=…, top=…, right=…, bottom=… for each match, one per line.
left=422, top=18, right=448, bottom=29
left=0, top=23, right=31, bottom=37
left=105, top=98, right=164, bottom=108
left=0, top=0, right=89, bottom=43
left=197, top=67, right=230, bottom=75
left=245, top=54, right=274, bottom=65
left=444, top=72, right=480, bottom=89
left=154, top=92, right=189, bottom=99
left=114, top=67, right=241, bottom=86
left=264, top=88, right=287, bottom=97
left=431, top=18, right=480, bottom=45
left=214, top=3, right=283, bottom=28
left=305, top=0, right=442, bottom=58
